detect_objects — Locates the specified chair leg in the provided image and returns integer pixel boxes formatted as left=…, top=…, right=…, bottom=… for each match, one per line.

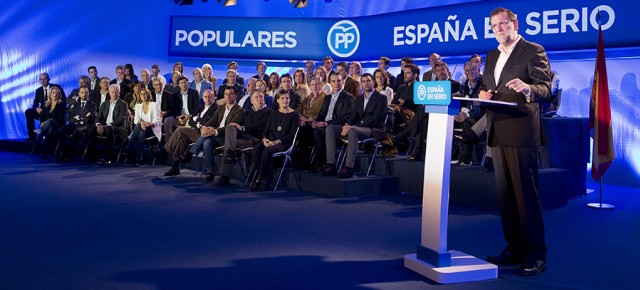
left=244, top=163, right=255, bottom=187
left=367, top=143, right=381, bottom=177
left=273, top=157, right=289, bottom=192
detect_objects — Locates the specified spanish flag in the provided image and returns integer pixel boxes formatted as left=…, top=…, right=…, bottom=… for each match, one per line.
left=588, top=17, right=614, bottom=181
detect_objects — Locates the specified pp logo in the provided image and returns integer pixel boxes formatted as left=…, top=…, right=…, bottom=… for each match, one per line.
left=327, top=20, right=360, bottom=58
left=417, top=84, right=427, bottom=101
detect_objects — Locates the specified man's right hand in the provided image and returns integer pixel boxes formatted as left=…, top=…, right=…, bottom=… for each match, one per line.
left=35, top=107, right=42, bottom=114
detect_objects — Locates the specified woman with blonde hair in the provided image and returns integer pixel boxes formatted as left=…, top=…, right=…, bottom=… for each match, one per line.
left=127, top=88, right=162, bottom=166
left=33, top=86, right=66, bottom=157
left=202, top=63, right=218, bottom=94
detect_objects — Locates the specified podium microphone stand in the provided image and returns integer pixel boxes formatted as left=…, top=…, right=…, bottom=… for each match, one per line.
left=404, top=82, right=498, bottom=283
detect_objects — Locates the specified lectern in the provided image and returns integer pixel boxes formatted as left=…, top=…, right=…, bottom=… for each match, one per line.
left=403, top=81, right=498, bottom=283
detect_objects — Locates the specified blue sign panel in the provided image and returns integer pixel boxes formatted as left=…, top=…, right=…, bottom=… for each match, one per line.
left=414, top=81, right=452, bottom=106
left=169, top=0, right=637, bottom=60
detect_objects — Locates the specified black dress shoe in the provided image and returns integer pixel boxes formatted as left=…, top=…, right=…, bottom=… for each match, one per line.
left=164, top=167, right=180, bottom=176
left=517, top=260, right=546, bottom=276
left=486, top=251, right=524, bottom=265
left=250, top=176, right=262, bottom=191
left=203, top=173, right=215, bottom=182
left=214, top=176, right=231, bottom=187
left=337, top=166, right=353, bottom=178
left=320, top=164, right=337, bottom=176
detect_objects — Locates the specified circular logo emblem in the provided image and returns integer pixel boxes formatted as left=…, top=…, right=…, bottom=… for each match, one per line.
left=417, top=84, right=427, bottom=101
left=327, top=20, right=360, bottom=58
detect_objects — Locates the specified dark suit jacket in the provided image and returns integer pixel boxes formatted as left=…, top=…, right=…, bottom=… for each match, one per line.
left=270, top=89, right=302, bottom=111
left=348, top=90, right=387, bottom=129
left=109, top=78, right=132, bottom=100
left=90, top=90, right=107, bottom=108
left=344, top=76, right=361, bottom=98
left=188, top=103, right=217, bottom=128
left=152, top=90, right=174, bottom=114
left=174, top=89, right=201, bottom=117
left=386, top=71, right=397, bottom=90
left=315, top=90, right=354, bottom=125
left=422, top=70, right=435, bottom=82
left=33, top=84, right=66, bottom=109
left=203, top=104, right=244, bottom=138
left=68, top=100, right=97, bottom=125
left=41, top=102, right=67, bottom=124
left=96, top=99, right=129, bottom=128
left=482, top=37, right=552, bottom=147
left=89, top=78, right=100, bottom=92
left=217, top=83, right=244, bottom=100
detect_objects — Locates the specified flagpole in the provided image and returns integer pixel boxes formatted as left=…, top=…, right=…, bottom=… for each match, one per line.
left=587, top=177, right=614, bottom=209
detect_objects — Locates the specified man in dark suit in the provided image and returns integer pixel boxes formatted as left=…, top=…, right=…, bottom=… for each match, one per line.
left=337, top=62, right=360, bottom=98
left=88, top=66, right=100, bottom=93
left=480, top=7, right=552, bottom=276
left=394, top=57, right=414, bottom=91
left=109, top=65, right=131, bottom=99
left=167, top=87, right=244, bottom=180
left=311, top=73, right=354, bottom=168
left=322, top=73, right=387, bottom=178
left=151, top=77, right=172, bottom=120
left=421, top=53, right=442, bottom=81
left=163, top=89, right=218, bottom=176
left=163, top=76, right=201, bottom=142
left=217, top=69, right=244, bottom=101
left=90, top=77, right=110, bottom=110
left=214, top=91, right=273, bottom=187
left=88, top=84, right=129, bottom=163
left=378, top=56, right=396, bottom=89
left=58, top=87, right=96, bottom=161
left=24, top=73, right=66, bottom=140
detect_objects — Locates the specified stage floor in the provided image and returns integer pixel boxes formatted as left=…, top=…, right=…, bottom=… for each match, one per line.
left=0, top=151, right=638, bottom=289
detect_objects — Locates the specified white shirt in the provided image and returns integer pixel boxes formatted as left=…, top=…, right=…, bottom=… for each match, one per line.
left=100, top=91, right=108, bottom=105
left=325, top=90, right=341, bottom=122
left=192, top=105, right=213, bottom=128
left=494, top=35, right=521, bottom=86
left=195, top=81, right=202, bottom=94
left=106, top=100, right=117, bottom=125
left=378, top=87, right=394, bottom=106
left=180, top=91, right=190, bottom=115
left=219, top=104, right=233, bottom=128
left=155, top=92, right=163, bottom=109
left=363, top=91, right=373, bottom=111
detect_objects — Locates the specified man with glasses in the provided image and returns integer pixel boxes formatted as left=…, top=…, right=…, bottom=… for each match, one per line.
left=24, top=73, right=66, bottom=140
left=480, top=7, right=552, bottom=276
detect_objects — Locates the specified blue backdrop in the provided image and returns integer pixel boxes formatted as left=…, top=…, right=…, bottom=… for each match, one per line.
left=0, top=0, right=638, bottom=187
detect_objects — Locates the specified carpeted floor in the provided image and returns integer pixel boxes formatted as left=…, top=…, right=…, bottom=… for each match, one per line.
left=0, top=151, right=638, bottom=289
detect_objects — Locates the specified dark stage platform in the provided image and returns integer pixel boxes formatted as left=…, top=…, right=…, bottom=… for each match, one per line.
left=0, top=151, right=639, bottom=289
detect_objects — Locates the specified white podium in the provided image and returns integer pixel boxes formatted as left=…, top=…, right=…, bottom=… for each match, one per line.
left=404, top=83, right=498, bottom=284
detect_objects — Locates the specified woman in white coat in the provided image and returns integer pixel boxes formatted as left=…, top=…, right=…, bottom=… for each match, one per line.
left=127, top=88, right=162, bottom=166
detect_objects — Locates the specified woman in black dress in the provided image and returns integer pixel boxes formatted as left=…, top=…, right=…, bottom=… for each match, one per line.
left=250, top=91, right=300, bottom=191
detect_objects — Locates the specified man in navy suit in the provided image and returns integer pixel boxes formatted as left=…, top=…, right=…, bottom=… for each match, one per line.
left=58, top=87, right=96, bottom=161
left=24, top=73, right=66, bottom=140
left=312, top=73, right=354, bottom=171
left=323, top=73, right=387, bottom=178
left=480, top=7, right=552, bottom=276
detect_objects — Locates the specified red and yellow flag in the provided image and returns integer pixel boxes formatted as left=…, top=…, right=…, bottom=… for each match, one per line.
left=588, top=19, right=614, bottom=181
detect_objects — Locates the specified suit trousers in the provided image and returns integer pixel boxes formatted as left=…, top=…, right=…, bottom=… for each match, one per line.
left=165, top=126, right=200, bottom=161
left=490, top=145, right=547, bottom=261
left=326, top=125, right=372, bottom=168
left=163, top=116, right=184, bottom=142
left=219, top=126, right=259, bottom=177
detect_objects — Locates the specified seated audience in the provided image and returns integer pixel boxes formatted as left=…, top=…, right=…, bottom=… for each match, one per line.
left=126, top=88, right=161, bottom=166
left=214, top=92, right=273, bottom=187
left=25, top=73, right=66, bottom=141
left=33, top=86, right=66, bottom=156
left=162, top=89, right=217, bottom=175
left=249, top=91, right=300, bottom=191
left=321, top=73, right=387, bottom=178
left=58, top=87, right=96, bottom=161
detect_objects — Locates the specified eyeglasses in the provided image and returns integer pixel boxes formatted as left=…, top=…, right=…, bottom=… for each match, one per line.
left=491, top=20, right=512, bottom=30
